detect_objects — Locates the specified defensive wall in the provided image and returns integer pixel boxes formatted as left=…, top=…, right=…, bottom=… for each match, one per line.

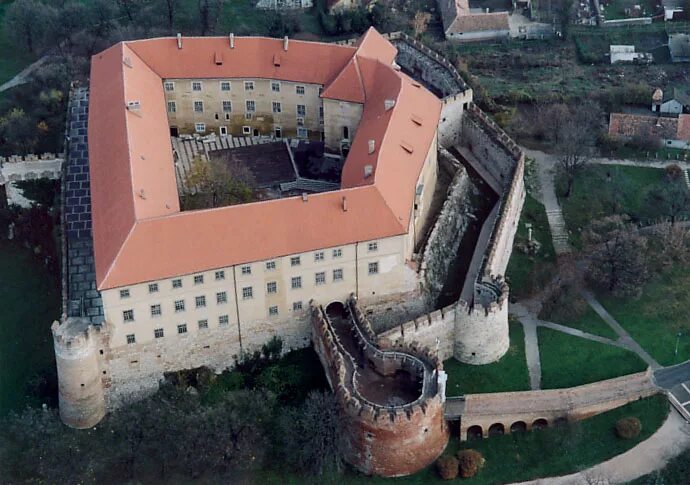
left=0, top=153, right=63, bottom=207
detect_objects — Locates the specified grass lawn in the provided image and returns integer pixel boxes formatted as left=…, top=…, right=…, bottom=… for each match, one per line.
left=598, top=265, right=690, bottom=367
left=547, top=306, right=618, bottom=340
left=538, top=327, right=648, bottom=389
left=0, top=2, right=35, bottom=86
left=444, top=322, right=530, bottom=395
left=219, top=0, right=322, bottom=37
left=0, top=239, right=60, bottom=415
left=558, top=165, right=665, bottom=248
left=506, top=193, right=557, bottom=300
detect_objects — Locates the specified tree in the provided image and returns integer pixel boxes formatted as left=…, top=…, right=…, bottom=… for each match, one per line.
left=3, top=0, right=54, bottom=54
left=183, top=156, right=254, bottom=209
left=198, top=0, right=224, bottom=36
left=556, top=101, right=601, bottom=198
left=411, top=11, right=431, bottom=38
left=161, top=0, right=180, bottom=32
left=645, top=179, right=690, bottom=226
left=0, top=108, right=38, bottom=154
left=583, top=215, right=649, bottom=297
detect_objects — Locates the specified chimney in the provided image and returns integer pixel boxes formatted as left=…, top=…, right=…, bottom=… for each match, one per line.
left=230, top=33, right=235, bottom=49
left=123, top=56, right=133, bottom=68
left=368, top=139, right=376, bottom=154
left=384, top=99, right=395, bottom=110
left=176, top=33, right=182, bottom=49
left=364, top=165, right=373, bottom=178
left=302, top=192, right=308, bottom=202
left=126, top=100, right=141, bottom=112
left=342, top=196, right=348, bottom=212
left=283, top=36, right=289, bottom=51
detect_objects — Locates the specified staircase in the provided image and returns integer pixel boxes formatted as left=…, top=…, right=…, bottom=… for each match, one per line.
left=684, top=169, right=690, bottom=189
left=545, top=208, right=571, bottom=254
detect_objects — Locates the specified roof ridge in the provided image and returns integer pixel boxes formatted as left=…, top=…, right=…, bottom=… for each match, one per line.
left=99, top=221, right=137, bottom=289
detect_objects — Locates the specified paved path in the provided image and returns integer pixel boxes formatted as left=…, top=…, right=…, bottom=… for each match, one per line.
left=654, top=361, right=690, bottom=421
left=0, top=56, right=48, bottom=93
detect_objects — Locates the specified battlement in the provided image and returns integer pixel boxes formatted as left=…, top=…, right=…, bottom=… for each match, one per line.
left=0, top=152, right=63, bottom=165
left=466, top=104, right=521, bottom=161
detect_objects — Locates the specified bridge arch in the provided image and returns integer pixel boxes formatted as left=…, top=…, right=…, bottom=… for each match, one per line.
left=532, top=418, right=548, bottom=430
left=466, top=425, right=483, bottom=440
left=488, top=423, right=505, bottom=437
left=325, top=301, right=345, bottom=318
left=510, top=421, right=527, bottom=433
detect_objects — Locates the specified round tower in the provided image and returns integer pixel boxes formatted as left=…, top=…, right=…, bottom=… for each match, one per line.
left=51, top=318, right=106, bottom=428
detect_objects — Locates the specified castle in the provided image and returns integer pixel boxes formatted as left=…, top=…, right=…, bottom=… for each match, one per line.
left=52, top=29, right=525, bottom=476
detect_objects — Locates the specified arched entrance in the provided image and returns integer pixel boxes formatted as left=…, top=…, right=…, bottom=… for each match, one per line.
left=325, top=301, right=345, bottom=319
left=466, top=425, right=483, bottom=440
left=532, top=418, right=548, bottom=430
left=510, top=421, right=527, bottom=433
left=488, top=423, right=505, bottom=437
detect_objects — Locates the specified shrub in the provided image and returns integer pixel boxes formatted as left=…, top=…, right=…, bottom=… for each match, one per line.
left=457, top=449, right=485, bottom=478
left=615, top=417, right=642, bottom=439
left=665, top=164, right=684, bottom=182
left=436, top=455, right=459, bottom=480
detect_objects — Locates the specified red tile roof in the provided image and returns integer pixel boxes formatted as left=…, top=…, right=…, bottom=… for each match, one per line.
left=88, top=28, right=441, bottom=290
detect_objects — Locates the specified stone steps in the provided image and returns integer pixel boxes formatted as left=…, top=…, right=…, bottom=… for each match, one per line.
left=545, top=208, right=571, bottom=254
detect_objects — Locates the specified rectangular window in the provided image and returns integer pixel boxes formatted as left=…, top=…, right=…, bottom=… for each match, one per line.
left=242, top=126, right=251, bottom=135
left=245, top=100, right=255, bottom=112
left=177, top=324, right=188, bottom=334
left=242, top=287, right=253, bottom=299
left=241, top=265, right=251, bottom=275
left=194, top=275, right=204, bottom=285
left=195, top=123, right=206, bottom=133
left=297, top=127, right=308, bottom=138
left=174, top=300, right=185, bottom=312
left=222, top=100, right=232, bottom=112
left=319, top=106, right=324, bottom=119
left=315, top=272, right=326, bottom=285
left=271, top=81, right=280, bottom=92
left=150, top=304, right=161, bottom=317
left=164, top=81, right=174, bottom=92
left=194, top=100, right=204, bottom=112
left=333, top=269, right=343, bottom=281
left=126, top=334, right=136, bottom=344
left=216, top=291, right=227, bottom=304
left=123, top=309, right=134, bottom=322
left=332, top=248, right=342, bottom=258
left=297, top=104, right=306, bottom=116
left=219, top=315, right=229, bottom=326
left=290, top=256, right=301, bottom=267
left=292, top=301, right=303, bottom=311
left=215, top=270, right=225, bottom=281
left=172, top=279, right=182, bottom=289
left=167, top=101, right=176, bottom=113
left=220, top=81, right=231, bottom=91
left=154, top=328, right=164, bottom=338
left=267, top=281, right=277, bottom=294
left=192, top=81, right=202, bottom=91
left=195, top=296, right=206, bottom=308
left=148, top=283, right=159, bottom=293
left=296, top=85, right=305, bottom=95
left=198, top=319, right=209, bottom=330
left=314, top=251, right=324, bottom=262
left=245, top=113, right=253, bottom=120
left=297, top=117, right=304, bottom=127
left=120, top=289, right=130, bottom=299
left=368, top=262, right=379, bottom=275
left=269, top=306, right=279, bottom=316
left=368, top=242, right=378, bottom=252
left=274, top=126, right=282, bottom=138
left=244, top=81, right=254, bottom=91
left=272, top=101, right=281, bottom=113
left=265, top=261, right=276, bottom=271
left=291, top=276, right=302, bottom=289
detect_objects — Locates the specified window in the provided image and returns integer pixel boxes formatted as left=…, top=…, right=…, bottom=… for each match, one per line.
left=164, top=81, right=174, bottom=92
left=174, top=300, right=185, bottom=312
left=177, top=324, right=188, bottom=334
left=269, top=306, right=279, bottom=316
left=297, top=127, right=308, bottom=138
left=192, top=81, right=202, bottom=91
left=245, top=100, right=255, bottom=112
left=195, top=123, right=206, bottom=133
left=150, top=304, right=162, bottom=317
left=272, top=101, right=281, bottom=113
left=242, top=287, right=253, bottom=299
left=215, top=270, right=225, bottom=281
left=342, top=126, right=350, bottom=140
left=154, top=328, right=164, bottom=338
left=126, top=334, right=136, bottom=344
left=290, top=256, right=301, bottom=267
left=241, top=265, right=251, bottom=275
left=245, top=113, right=253, bottom=120
left=244, top=81, right=254, bottom=91
left=296, top=85, right=305, bottom=95
left=120, top=289, right=130, bottom=299
left=314, top=251, right=324, bottom=262
left=315, top=272, right=326, bottom=285
left=297, top=104, right=306, bottom=116
left=291, top=276, right=302, bottom=289
left=216, top=291, right=227, bottom=304
left=332, top=248, right=342, bottom=258
left=333, top=269, right=343, bottom=281
left=222, top=100, right=232, bottom=112
left=265, top=261, right=276, bottom=271
left=198, top=319, right=208, bottom=330
left=267, top=281, right=277, bottom=294
left=242, top=126, right=251, bottom=135
left=368, top=242, right=378, bottom=252
left=271, top=81, right=280, bottom=92
left=167, top=101, right=176, bottom=113
left=368, top=262, right=379, bottom=275
left=195, top=296, right=206, bottom=308
left=225, top=113, right=230, bottom=120
left=292, top=301, right=303, bottom=311
left=123, top=310, right=134, bottom=322
left=219, top=315, right=229, bottom=326
left=220, top=81, right=231, bottom=91
left=319, top=106, right=324, bottom=119
left=297, top=117, right=304, bottom=127
left=274, top=126, right=282, bottom=138
left=172, top=279, right=182, bottom=289
left=194, top=101, right=204, bottom=113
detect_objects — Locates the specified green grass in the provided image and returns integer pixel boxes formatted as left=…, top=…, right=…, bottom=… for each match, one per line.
left=0, top=239, right=60, bottom=415
left=218, top=0, right=322, bottom=37
left=538, top=327, right=648, bottom=389
left=597, top=265, right=690, bottom=367
left=547, top=306, right=618, bottom=339
left=558, top=165, right=665, bottom=248
left=0, top=2, right=34, bottom=86
left=444, top=322, right=530, bottom=395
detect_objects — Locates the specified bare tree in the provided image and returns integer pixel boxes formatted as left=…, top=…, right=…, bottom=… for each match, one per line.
left=3, top=0, right=54, bottom=54
left=183, top=156, right=255, bottom=209
left=198, top=0, right=224, bottom=36
left=646, top=179, right=690, bottom=226
left=556, top=101, right=601, bottom=198
left=162, top=0, right=180, bottom=32
left=411, top=11, right=432, bottom=38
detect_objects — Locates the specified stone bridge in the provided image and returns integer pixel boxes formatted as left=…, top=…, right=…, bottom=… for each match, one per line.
left=0, top=153, right=63, bottom=207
